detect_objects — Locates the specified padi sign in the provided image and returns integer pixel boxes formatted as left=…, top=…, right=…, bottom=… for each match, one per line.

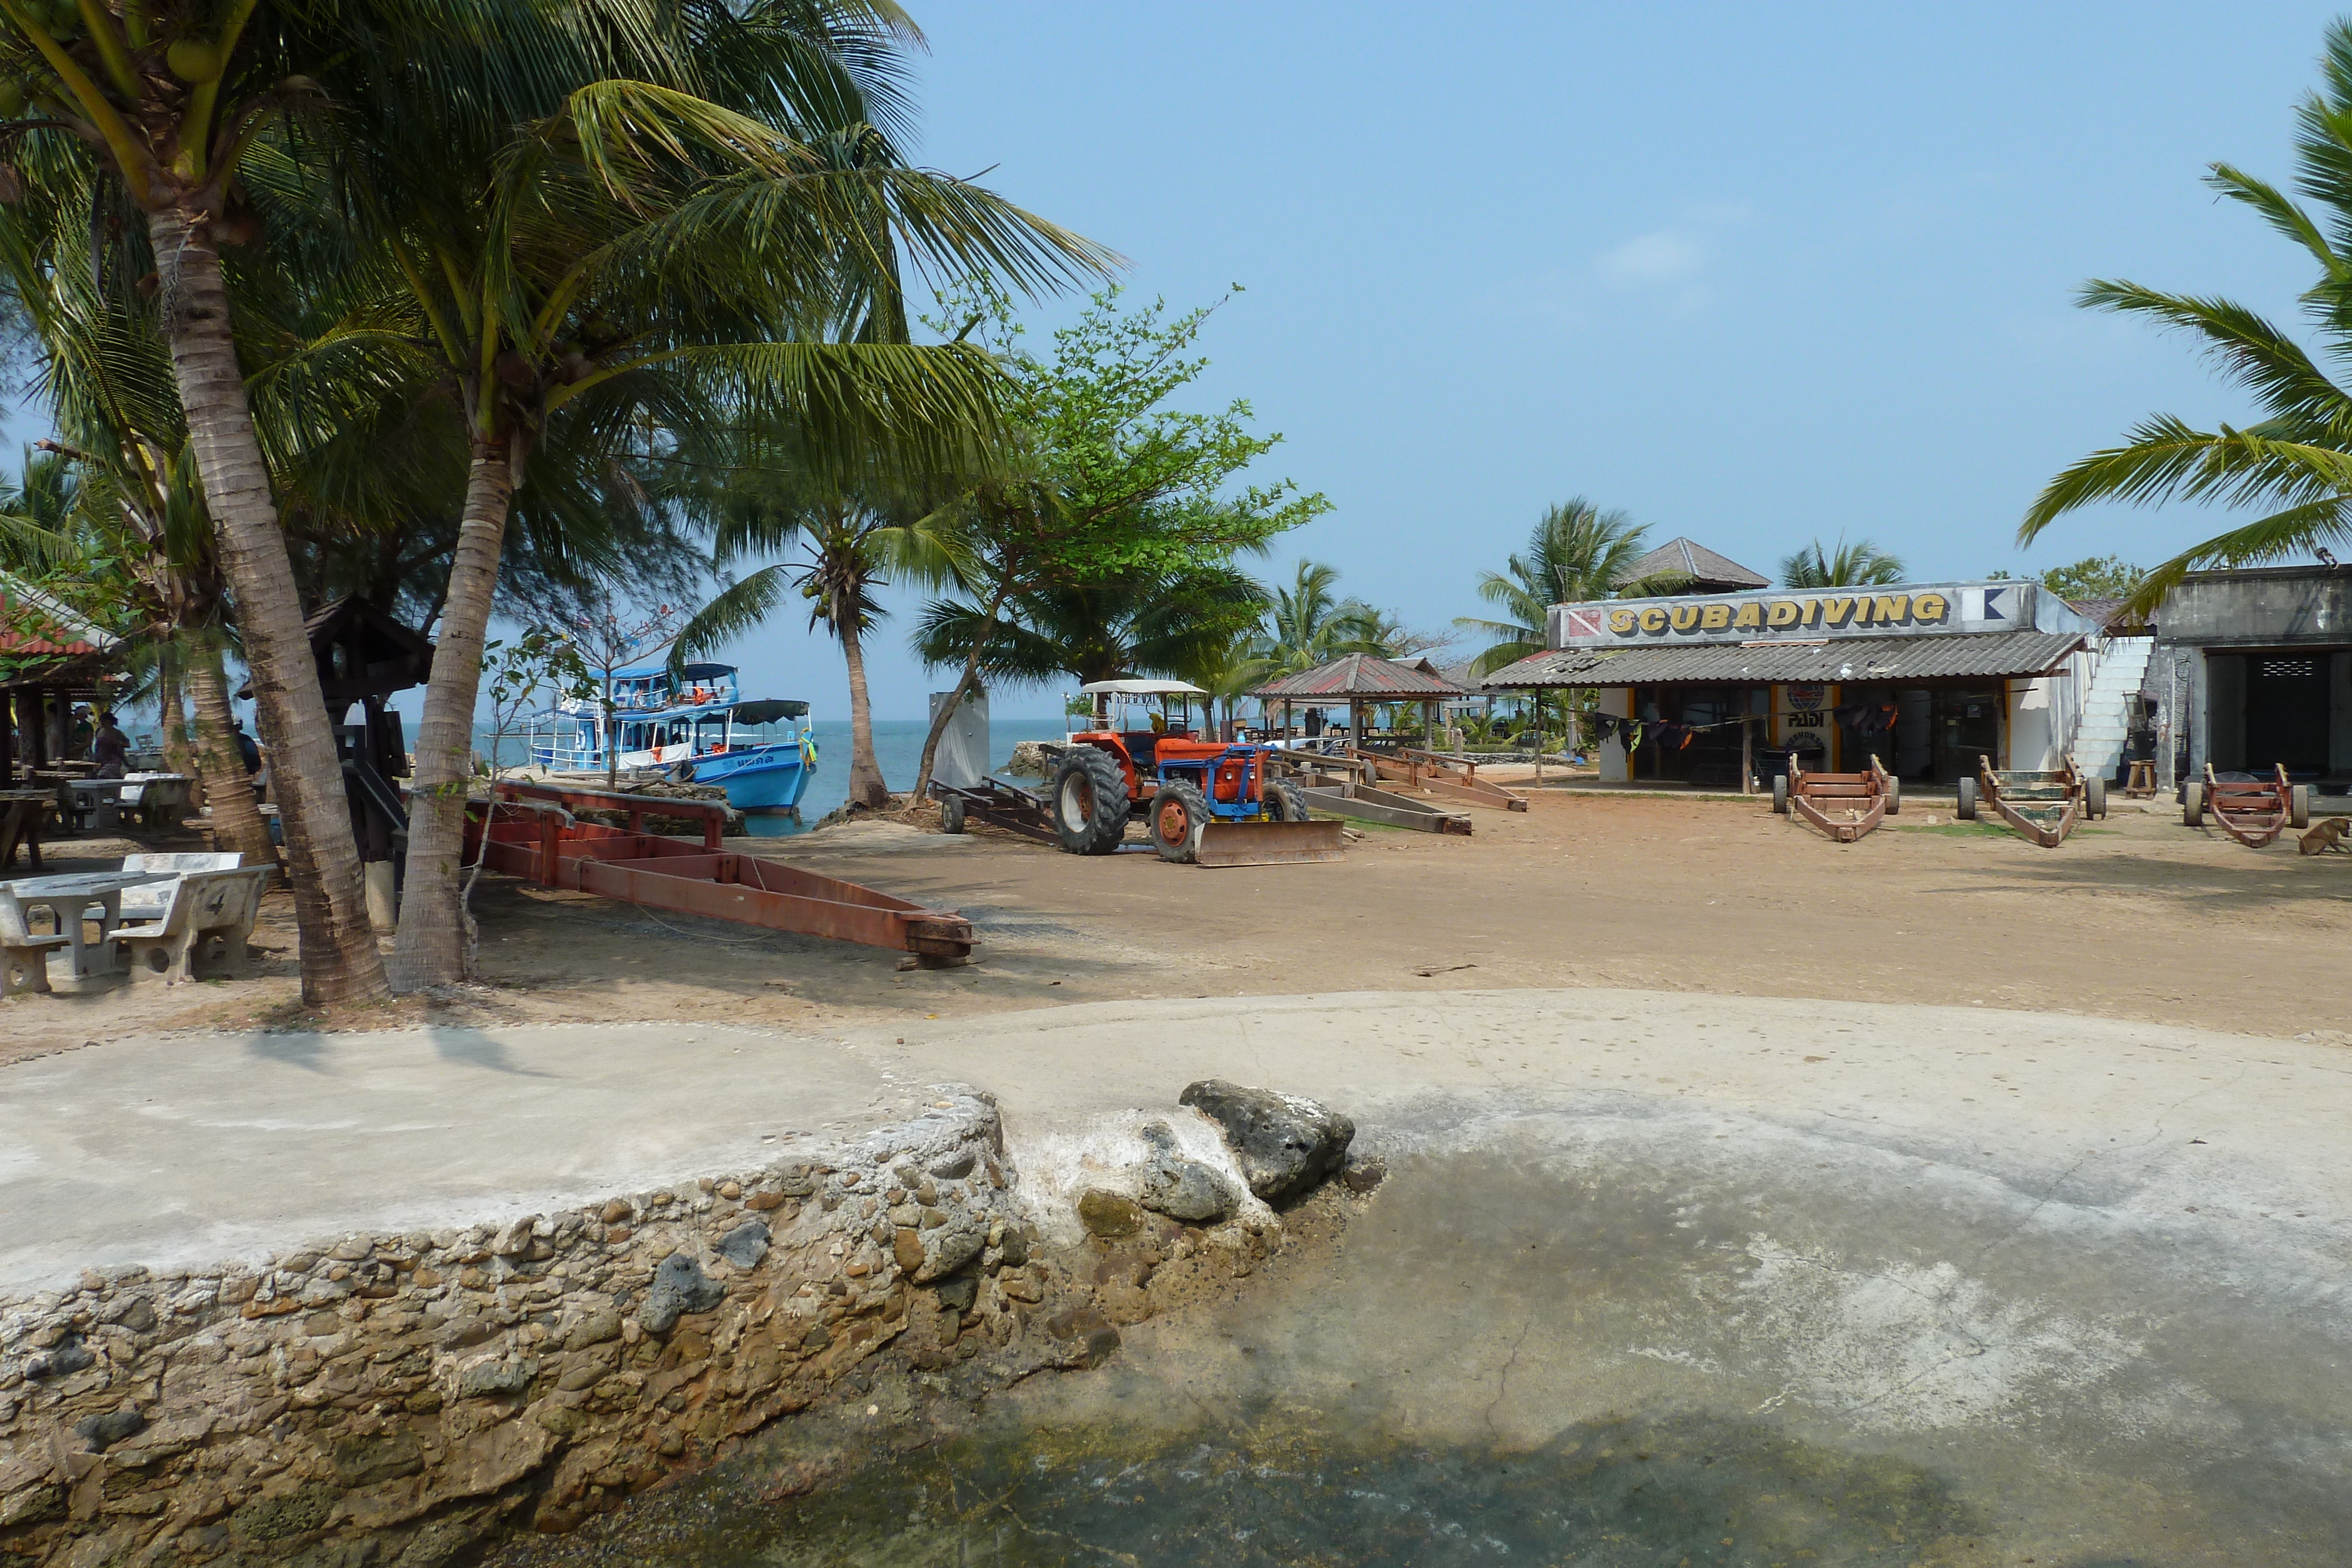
left=1548, top=581, right=2037, bottom=648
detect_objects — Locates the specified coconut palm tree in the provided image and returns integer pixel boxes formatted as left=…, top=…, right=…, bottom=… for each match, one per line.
left=2022, top=20, right=2352, bottom=613
left=374, top=16, right=1111, bottom=990
left=1254, top=560, right=1384, bottom=678
left=915, top=563, right=1267, bottom=701
left=1779, top=535, right=1905, bottom=589
left=670, top=463, right=951, bottom=811
left=1452, top=499, right=1656, bottom=750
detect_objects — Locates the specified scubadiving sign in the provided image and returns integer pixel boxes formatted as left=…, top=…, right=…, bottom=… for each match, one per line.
left=1549, top=582, right=2036, bottom=647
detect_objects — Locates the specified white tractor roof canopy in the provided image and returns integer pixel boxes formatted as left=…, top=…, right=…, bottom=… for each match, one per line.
left=1076, top=679, right=1208, bottom=696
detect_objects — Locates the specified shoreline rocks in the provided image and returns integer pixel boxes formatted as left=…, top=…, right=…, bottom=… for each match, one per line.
left=1178, top=1080, right=1355, bottom=1205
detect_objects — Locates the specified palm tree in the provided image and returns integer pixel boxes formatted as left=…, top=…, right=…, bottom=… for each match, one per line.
left=1779, top=535, right=1905, bottom=589
left=2022, top=20, right=2352, bottom=613
left=373, top=15, right=1111, bottom=988
left=672, top=470, right=947, bottom=811
left=915, top=564, right=1267, bottom=707
left=1452, top=499, right=1653, bottom=746
left=1254, top=560, right=1384, bottom=678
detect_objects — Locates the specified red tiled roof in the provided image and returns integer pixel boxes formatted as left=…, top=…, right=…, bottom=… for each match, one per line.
left=1, top=575, right=116, bottom=660
left=1250, top=653, right=1471, bottom=701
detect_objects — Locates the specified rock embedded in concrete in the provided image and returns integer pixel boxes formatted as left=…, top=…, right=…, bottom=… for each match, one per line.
left=715, top=1221, right=771, bottom=1271
left=1078, top=1189, right=1144, bottom=1239
left=1135, top=1120, right=1238, bottom=1223
left=637, top=1253, right=726, bottom=1335
left=69, top=1406, right=144, bottom=1452
left=1179, top=1079, right=1355, bottom=1205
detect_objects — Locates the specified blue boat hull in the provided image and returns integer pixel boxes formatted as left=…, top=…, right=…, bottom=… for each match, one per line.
left=687, top=741, right=814, bottom=813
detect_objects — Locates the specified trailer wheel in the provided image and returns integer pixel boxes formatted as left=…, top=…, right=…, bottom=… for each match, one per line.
left=2084, top=776, right=2107, bottom=820
left=2183, top=782, right=2204, bottom=827
left=1052, top=747, right=1130, bottom=855
left=1149, top=781, right=1209, bottom=864
left=940, top=794, right=966, bottom=834
left=1263, top=779, right=1310, bottom=823
left=1885, top=777, right=1902, bottom=817
left=2291, top=784, right=2312, bottom=830
left=1771, top=775, right=1789, bottom=815
left=1956, top=777, right=1977, bottom=821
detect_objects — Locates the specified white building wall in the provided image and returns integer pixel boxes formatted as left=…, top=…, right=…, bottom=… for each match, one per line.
left=2007, top=677, right=2059, bottom=770
left=1597, top=687, right=1632, bottom=783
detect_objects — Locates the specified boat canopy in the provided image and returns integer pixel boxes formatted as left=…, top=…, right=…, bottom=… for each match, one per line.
left=1077, top=678, right=1207, bottom=696
left=608, top=660, right=737, bottom=681
left=731, top=699, right=810, bottom=724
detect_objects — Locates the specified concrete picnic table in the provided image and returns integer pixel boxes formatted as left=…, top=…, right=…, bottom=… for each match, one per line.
left=0, top=869, right=173, bottom=994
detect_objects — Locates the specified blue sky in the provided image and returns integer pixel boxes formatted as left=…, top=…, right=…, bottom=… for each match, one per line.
left=85, top=2, right=2350, bottom=728
left=705, top=1, right=2347, bottom=721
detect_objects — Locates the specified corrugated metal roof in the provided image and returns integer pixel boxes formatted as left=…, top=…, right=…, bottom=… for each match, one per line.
left=1481, top=630, right=2085, bottom=688
left=1613, top=536, right=1770, bottom=590
left=1251, top=653, right=1471, bottom=700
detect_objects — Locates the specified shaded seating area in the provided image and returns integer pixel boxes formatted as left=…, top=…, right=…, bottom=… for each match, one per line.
left=0, top=852, right=273, bottom=995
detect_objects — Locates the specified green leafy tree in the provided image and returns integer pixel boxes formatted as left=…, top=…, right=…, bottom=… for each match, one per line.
left=1779, top=535, right=1905, bottom=589
left=909, top=283, right=1327, bottom=792
left=2037, top=554, right=2148, bottom=603
left=914, top=563, right=1267, bottom=698
left=2022, top=20, right=2352, bottom=614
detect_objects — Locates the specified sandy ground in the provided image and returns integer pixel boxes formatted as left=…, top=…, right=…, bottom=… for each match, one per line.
left=5, top=783, right=2346, bottom=1063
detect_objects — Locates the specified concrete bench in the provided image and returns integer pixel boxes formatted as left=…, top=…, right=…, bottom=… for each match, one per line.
left=111, top=863, right=274, bottom=985
left=0, top=897, right=68, bottom=996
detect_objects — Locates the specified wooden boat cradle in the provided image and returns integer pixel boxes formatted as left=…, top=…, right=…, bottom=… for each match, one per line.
left=1973, top=754, right=2088, bottom=848
left=1348, top=747, right=1528, bottom=812
left=465, top=783, right=973, bottom=964
left=2189, top=763, right=2306, bottom=848
left=1785, top=757, right=1895, bottom=842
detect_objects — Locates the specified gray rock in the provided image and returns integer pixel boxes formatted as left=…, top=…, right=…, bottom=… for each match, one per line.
left=714, top=1221, right=771, bottom=1271
left=491, top=1216, right=539, bottom=1257
left=72, top=1406, right=145, bottom=1452
left=1178, top=1080, right=1355, bottom=1205
left=1135, top=1120, right=1238, bottom=1223
left=455, top=1356, right=536, bottom=1399
left=934, top=1274, right=979, bottom=1313
left=928, top=1149, right=977, bottom=1180
left=435, top=1315, right=500, bottom=1350
left=638, top=1252, right=725, bottom=1335
left=24, top=1339, right=92, bottom=1380
left=914, top=1215, right=987, bottom=1282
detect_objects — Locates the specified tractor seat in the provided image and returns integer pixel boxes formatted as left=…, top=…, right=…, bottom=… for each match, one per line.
left=1151, top=737, right=1227, bottom=764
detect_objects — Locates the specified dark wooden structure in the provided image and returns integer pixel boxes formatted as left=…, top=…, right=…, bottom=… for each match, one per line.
left=0, top=573, right=125, bottom=864
left=1775, top=756, right=1898, bottom=842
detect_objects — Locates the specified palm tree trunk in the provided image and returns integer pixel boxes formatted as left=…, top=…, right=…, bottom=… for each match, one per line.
left=912, top=578, right=1010, bottom=798
left=156, top=635, right=192, bottom=799
left=389, top=443, right=511, bottom=991
left=185, top=633, right=278, bottom=870
left=148, top=207, right=386, bottom=1005
left=839, top=614, right=888, bottom=809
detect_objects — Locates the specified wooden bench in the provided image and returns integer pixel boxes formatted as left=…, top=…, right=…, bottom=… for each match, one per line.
left=109, top=859, right=275, bottom=985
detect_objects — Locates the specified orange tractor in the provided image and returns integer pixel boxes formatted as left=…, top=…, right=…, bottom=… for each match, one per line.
left=1047, top=681, right=1344, bottom=866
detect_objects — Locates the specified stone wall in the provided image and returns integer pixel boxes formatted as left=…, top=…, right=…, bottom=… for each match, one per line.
left=0, top=1079, right=1375, bottom=1568
left=0, top=1090, right=1062, bottom=1566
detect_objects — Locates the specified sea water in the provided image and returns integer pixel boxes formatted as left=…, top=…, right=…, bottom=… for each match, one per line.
left=473, top=717, right=1067, bottom=836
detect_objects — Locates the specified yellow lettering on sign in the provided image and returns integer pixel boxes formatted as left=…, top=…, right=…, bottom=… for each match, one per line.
left=1871, top=594, right=1909, bottom=624
left=1608, top=608, right=1636, bottom=634
left=1669, top=605, right=1700, bottom=631
left=1801, top=598, right=1824, bottom=628
left=1767, top=600, right=1802, bottom=628
left=1820, top=596, right=1857, bottom=627
left=1638, top=607, right=1668, bottom=633
left=1911, top=593, right=1948, bottom=624
left=1733, top=601, right=1763, bottom=630
left=1700, top=603, right=1732, bottom=630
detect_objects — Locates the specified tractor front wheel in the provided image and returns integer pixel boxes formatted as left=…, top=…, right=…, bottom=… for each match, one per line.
left=1150, top=781, right=1210, bottom=864
left=1052, top=747, right=1130, bottom=855
left=1262, top=779, right=1310, bottom=823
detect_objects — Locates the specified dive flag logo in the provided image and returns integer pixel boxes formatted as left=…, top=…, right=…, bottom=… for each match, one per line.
left=1563, top=607, right=1606, bottom=640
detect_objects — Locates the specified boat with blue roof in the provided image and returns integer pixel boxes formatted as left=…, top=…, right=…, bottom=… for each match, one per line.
left=526, top=661, right=817, bottom=814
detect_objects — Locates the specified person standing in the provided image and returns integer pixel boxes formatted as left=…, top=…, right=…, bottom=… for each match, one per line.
left=89, top=710, right=130, bottom=780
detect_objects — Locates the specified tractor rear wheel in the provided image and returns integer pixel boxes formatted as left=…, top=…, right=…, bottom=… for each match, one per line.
left=1149, top=781, right=1210, bottom=864
left=1262, top=779, right=1310, bottom=823
left=1051, top=747, right=1130, bottom=855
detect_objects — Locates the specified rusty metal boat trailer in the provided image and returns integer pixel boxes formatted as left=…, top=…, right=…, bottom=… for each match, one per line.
left=928, top=774, right=1059, bottom=843
left=1773, top=757, right=1897, bottom=842
left=2184, top=763, right=2310, bottom=847
left=1957, top=754, right=2105, bottom=848
left=467, top=782, right=974, bottom=965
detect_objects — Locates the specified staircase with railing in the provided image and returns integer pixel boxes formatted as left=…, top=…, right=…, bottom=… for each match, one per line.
left=2073, top=636, right=2156, bottom=780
